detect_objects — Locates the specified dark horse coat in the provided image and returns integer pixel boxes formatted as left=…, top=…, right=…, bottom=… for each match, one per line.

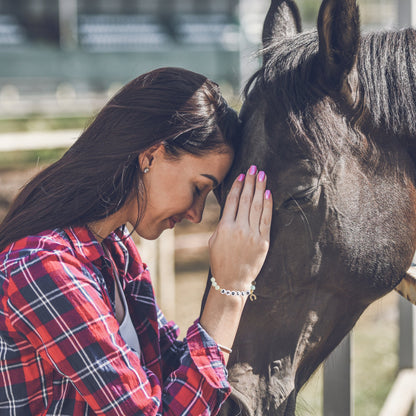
left=207, top=0, right=416, bottom=414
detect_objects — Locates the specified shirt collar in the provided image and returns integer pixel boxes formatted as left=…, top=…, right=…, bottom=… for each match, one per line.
left=64, top=226, right=107, bottom=265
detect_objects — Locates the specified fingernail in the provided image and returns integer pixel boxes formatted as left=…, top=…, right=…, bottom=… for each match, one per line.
left=265, top=190, right=271, bottom=200
left=258, top=171, right=265, bottom=182
left=237, top=173, right=245, bottom=182
left=249, top=165, right=257, bottom=175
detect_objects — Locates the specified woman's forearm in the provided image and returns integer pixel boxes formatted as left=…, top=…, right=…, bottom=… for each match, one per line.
left=200, top=288, right=247, bottom=363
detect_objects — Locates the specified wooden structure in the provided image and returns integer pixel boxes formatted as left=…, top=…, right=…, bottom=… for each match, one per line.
left=0, top=0, right=242, bottom=103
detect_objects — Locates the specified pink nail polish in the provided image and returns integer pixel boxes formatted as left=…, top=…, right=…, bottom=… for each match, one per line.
left=258, top=171, right=265, bottom=182
left=237, top=173, right=245, bottom=182
left=249, top=165, right=257, bottom=175
left=265, top=190, right=271, bottom=200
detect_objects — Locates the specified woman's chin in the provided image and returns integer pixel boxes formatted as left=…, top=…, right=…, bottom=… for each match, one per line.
left=134, top=225, right=166, bottom=241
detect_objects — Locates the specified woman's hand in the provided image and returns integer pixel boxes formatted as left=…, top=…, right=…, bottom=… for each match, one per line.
left=208, top=165, right=273, bottom=291
left=201, top=166, right=272, bottom=360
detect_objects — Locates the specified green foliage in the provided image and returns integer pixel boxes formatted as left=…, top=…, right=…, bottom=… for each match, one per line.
left=298, top=0, right=320, bottom=23
left=0, top=148, right=66, bottom=171
left=0, top=116, right=89, bottom=134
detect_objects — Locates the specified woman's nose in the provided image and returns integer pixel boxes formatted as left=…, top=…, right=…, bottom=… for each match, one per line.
left=185, top=200, right=204, bottom=224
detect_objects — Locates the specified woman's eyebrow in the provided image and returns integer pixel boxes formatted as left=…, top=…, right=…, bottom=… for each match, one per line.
left=201, top=174, right=219, bottom=188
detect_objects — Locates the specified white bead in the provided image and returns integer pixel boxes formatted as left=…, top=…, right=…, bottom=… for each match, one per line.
left=210, top=276, right=256, bottom=300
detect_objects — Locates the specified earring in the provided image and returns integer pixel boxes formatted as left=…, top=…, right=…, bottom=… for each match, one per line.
left=143, top=167, right=150, bottom=174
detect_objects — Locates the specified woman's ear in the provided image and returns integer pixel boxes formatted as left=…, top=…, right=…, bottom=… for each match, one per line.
left=138, top=143, right=165, bottom=172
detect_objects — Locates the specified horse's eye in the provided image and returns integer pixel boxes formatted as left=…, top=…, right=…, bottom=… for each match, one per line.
left=282, top=186, right=320, bottom=211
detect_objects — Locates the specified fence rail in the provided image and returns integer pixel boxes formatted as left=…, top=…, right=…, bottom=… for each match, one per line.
left=0, top=129, right=79, bottom=151
left=379, top=369, right=416, bottom=416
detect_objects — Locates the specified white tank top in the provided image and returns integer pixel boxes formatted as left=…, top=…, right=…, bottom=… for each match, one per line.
left=103, top=245, right=141, bottom=358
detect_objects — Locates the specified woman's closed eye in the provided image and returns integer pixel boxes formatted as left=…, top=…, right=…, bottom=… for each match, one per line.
left=194, top=186, right=202, bottom=197
left=194, top=182, right=214, bottom=198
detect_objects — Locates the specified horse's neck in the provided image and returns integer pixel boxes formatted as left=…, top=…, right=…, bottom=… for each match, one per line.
left=358, top=29, right=416, bottom=138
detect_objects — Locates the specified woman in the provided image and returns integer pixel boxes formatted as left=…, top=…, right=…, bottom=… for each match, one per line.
left=0, top=67, right=272, bottom=415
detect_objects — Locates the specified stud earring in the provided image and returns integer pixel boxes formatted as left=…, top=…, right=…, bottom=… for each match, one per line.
left=143, top=167, right=150, bottom=174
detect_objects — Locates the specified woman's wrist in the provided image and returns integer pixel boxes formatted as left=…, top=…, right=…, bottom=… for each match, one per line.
left=200, top=285, right=248, bottom=364
left=210, top=276, right=257, bottom=301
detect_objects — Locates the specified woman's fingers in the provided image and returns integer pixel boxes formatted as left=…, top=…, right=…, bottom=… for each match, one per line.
left=249, top=170, right=267, bottom=229
left=235, top=165, right=257, bottom=224
left=221, top=166, right=272, bottom=235
left=209, top=167, right=273, bottom=289
left=260, top=189, right=273, bottom=239
left=220, top=173, right=245, bottom=223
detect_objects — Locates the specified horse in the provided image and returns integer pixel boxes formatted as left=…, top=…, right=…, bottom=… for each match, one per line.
left=209, top=0, right=416, bottom=414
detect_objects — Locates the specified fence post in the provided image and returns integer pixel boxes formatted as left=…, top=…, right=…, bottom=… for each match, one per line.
left=397, top=0, right=416, bottom=27
left=136, top=230, right=176, bottom=322
left=59, top=0, right=78, bottom=50
left=323, top=333, right=353, bottom=416
left=156, top=229, right=176, bottom=321
left=399, top=296, right=416, bottom=416
left=238, top=0, right=268, bottom=90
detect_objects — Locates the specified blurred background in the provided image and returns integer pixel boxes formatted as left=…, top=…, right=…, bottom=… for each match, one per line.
left=0, top=0, right=401, bottom=119
left=0, top=0, right=414, bottom=415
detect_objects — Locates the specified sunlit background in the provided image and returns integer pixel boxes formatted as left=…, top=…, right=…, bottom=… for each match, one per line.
left=0, top=1, right=414, bottom=415
left=0, top=0, right=404, bottom=118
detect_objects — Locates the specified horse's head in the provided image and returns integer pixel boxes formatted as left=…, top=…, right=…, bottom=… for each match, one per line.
left=216, top=0, right=416, bottom=414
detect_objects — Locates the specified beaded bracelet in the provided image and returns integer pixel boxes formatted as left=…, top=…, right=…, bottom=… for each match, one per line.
left=210, top=277, right=257, bottom=301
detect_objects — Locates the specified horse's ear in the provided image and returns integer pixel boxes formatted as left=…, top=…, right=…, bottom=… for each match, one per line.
left=262, top=0, right=302, bottom=64
left=316, top=0, right=360, bottom=91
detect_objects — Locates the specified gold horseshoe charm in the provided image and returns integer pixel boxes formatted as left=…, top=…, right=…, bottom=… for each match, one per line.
left=249, top=293, right=257, bottom=301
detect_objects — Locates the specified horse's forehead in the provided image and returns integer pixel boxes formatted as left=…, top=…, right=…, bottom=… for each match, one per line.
left=238, top=93, right=272, bottom=163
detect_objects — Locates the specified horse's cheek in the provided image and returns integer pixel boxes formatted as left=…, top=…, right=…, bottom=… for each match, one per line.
left=271, top=208, right=323, bottom=286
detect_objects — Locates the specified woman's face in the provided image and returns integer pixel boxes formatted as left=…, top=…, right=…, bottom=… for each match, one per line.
left=129, top=145, right=233, bottom=240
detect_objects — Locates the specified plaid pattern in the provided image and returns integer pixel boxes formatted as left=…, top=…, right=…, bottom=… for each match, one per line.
left=0, top=226, right=230, bottom=415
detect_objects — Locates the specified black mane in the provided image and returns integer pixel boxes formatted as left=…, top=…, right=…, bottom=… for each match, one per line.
left=359, top=28, right=416, bottom=137
left=244, top=32, right=357, bottom=164
left=243, top=27, right=416, bottom=166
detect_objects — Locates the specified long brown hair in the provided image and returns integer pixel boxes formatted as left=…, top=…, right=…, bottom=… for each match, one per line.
left=0, top=67, right=240, bottom=251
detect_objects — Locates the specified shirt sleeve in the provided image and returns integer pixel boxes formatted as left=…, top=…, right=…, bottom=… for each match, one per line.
left=156, top=308, right=230, bottom=413
left=162, top=320, right=230, bottom=414
left=6, top=248, right=230, bottom=415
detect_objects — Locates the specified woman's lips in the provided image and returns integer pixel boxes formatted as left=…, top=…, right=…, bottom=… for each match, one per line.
left=168, top=217, right=178, bottom=228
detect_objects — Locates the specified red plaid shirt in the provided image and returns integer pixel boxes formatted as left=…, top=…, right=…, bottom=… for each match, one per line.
left=0, top=226, right=230, bottom=415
